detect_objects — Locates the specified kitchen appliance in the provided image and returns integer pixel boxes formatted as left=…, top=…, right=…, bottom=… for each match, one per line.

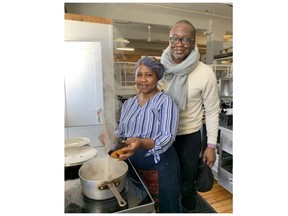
left=65, top=159, right=155, bottom=213
left=78, top=157, right=128, bottom=206
left=64, top=42, right=106, bottom=148
left=218, top=127, right=233, bottom=194
left=219, top=100, right=233, bottom=126
left=219, top=113, right=233, bottom=126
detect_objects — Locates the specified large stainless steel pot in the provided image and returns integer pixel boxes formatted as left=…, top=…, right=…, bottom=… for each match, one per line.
left=78, top=157, right=128, bottom=207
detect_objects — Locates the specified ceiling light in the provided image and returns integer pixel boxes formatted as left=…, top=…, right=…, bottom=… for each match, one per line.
left=116, top=47, right=135, bottom=51
left=114, top=38, right=130, bottom=44
left=147, top=25, right=151, bottom=42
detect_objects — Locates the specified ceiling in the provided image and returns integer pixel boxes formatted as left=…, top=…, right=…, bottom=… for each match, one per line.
left=111, top=3, right=232, bottom=60
left=136, top=3, right=233, bottom=19
left=65, top=2, right=233, bottom=61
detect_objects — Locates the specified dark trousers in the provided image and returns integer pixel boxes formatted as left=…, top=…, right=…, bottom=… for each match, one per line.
left=173, top=130, right=202, bottom=211
left=130, top=146, right=182, bottom=213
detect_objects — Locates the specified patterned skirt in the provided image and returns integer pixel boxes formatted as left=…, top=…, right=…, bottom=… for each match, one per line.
left=137, top=169, right=160, bottom=212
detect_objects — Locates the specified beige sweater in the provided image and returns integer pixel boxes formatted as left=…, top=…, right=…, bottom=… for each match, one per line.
left=163, top=61, right=220, bottom=145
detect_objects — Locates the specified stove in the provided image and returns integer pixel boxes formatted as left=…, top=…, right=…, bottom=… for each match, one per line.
left=65, top=159, right=155, bottom=213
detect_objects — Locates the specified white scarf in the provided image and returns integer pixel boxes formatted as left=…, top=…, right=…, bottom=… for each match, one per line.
left=160, top=45, right=200, bottom=110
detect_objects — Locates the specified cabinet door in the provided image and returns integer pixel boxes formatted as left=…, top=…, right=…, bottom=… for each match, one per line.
left=64, top=42, right=104, bottom=127
left=221, top=129, right=233, bottom=155
left=218, top=167, right=233, bottom=193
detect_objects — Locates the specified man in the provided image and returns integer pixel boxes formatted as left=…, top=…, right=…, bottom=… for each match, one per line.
left=160, top=20, right=220, bottom=211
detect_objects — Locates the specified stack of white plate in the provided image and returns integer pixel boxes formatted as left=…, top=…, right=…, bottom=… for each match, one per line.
left=65, top=137, right=90, bottom=148
left=64, top=137, right=97, bottom=167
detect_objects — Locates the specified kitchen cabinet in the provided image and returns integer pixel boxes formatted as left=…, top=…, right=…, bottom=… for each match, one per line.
left=64, top=41, right=105, bottom=147
left=205, top=124, right=233, bottom=194
left=218, top=126, right=233, bottom=194
left=210, top=51, right=233, bottom=193
left=64, top=41, right=104, bottom=127
left=65, top=18, right=116, bottom=141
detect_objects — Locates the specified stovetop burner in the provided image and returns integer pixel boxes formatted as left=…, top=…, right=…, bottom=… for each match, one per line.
left=80, top=185, right=129, bottom=213
left=81, top=185, right=127, bottom=202
left=65, top=159, right=155, bottom=213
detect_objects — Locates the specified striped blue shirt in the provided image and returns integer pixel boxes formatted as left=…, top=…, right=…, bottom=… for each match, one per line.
left=116, top=91, right=179, bottom=164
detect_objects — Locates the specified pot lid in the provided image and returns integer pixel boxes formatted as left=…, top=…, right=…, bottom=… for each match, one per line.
left=65, top=146, right=97, bottom=167
left=65, top=137, right=90, bottom=148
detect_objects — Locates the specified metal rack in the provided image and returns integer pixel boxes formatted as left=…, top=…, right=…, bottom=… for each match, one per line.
left=114, top=62, right=137, bottom=87
left=209, top=64, right=233, bottom=79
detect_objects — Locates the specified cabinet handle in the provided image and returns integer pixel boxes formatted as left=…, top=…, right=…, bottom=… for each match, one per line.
left=229, top=177, right=233, bottom=184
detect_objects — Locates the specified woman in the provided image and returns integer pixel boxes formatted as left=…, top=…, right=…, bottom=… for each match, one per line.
left=116, top=56, right=181, bottom=213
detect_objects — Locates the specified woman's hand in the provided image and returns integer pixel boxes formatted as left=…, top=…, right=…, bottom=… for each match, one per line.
left=98, top=132, right=122, bottom=147
left=118, top=137, right=142, bottom=160
left=98, top=132, right=110, bottom=147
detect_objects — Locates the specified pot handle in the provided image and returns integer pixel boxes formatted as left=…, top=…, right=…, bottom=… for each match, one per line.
left=107, top=182, right=127, bottom=207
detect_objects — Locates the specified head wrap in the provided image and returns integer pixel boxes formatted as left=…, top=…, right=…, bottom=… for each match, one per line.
left=136, top=56, right=164, bottom=79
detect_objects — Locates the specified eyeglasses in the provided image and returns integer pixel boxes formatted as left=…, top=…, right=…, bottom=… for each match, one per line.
left=169, top=37, right=194, bottom=45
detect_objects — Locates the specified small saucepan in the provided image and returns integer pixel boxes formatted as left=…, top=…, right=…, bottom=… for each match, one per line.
left=78, top=157, right=128, bottom=207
